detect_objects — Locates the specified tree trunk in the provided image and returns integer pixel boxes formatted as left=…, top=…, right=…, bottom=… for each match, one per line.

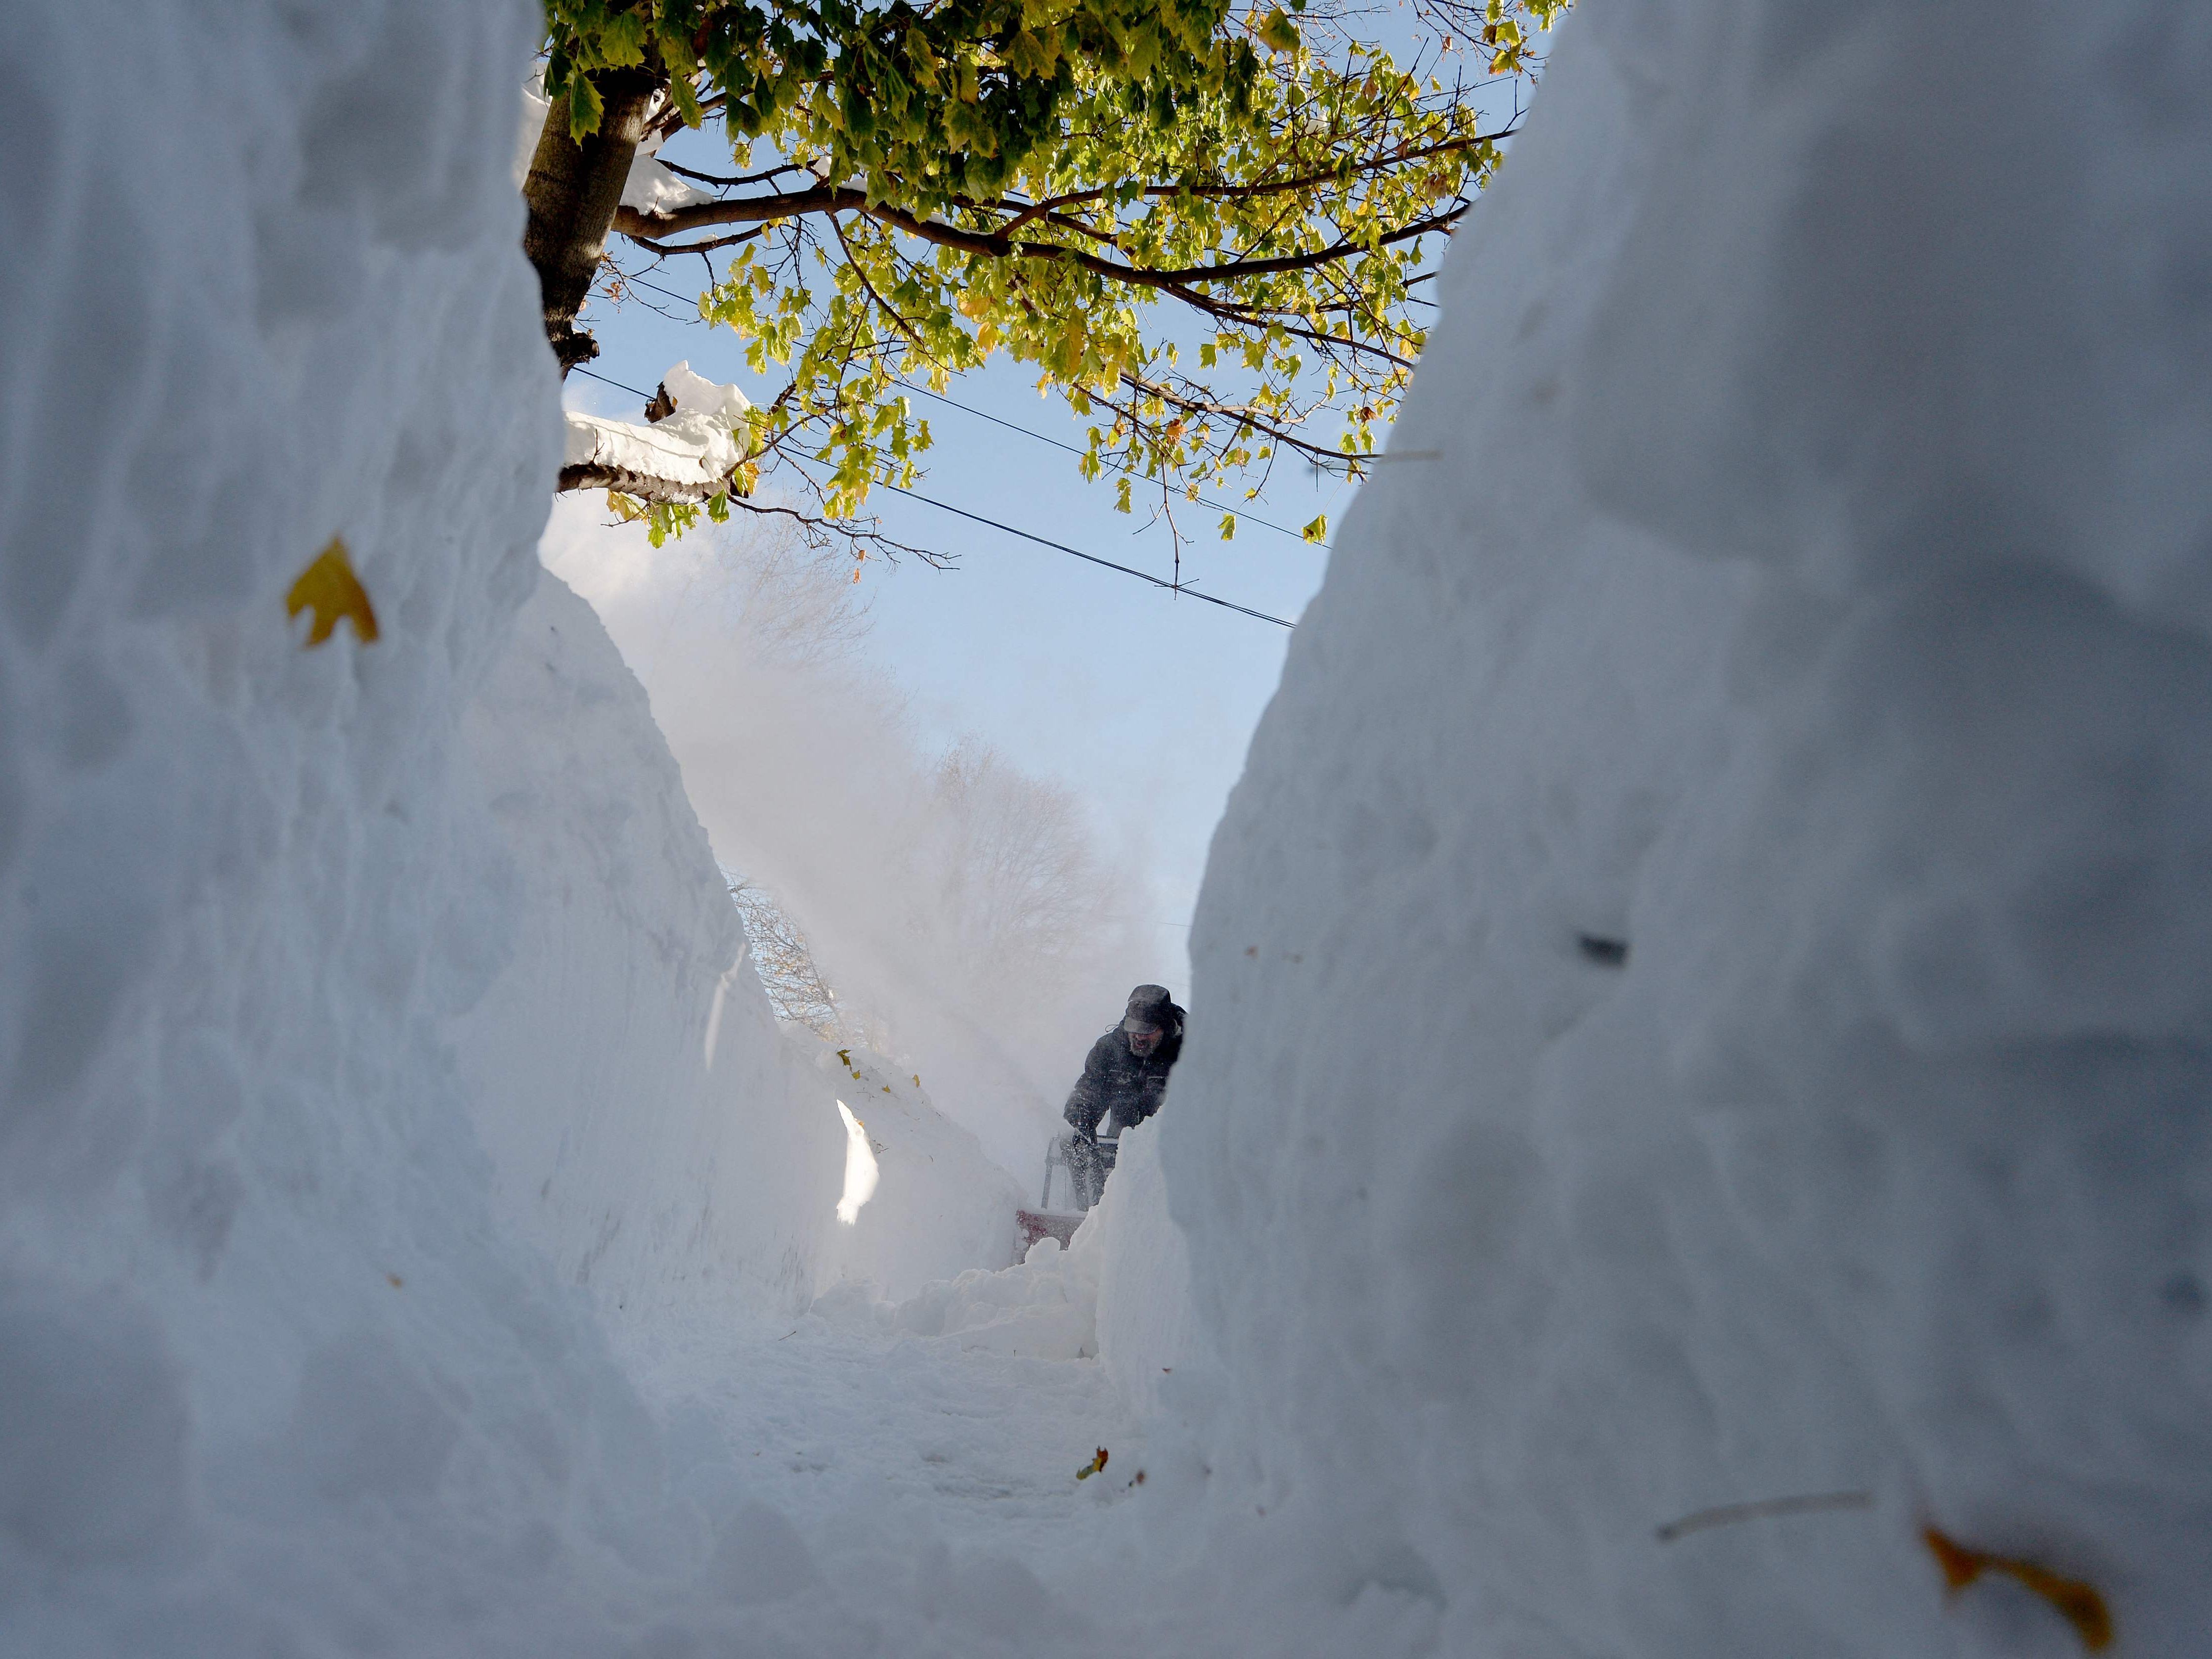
left=522, top=66, right=665, bottom=376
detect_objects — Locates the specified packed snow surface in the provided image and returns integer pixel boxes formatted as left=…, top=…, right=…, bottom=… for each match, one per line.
left=7, top=0, right=2210, bottom=1655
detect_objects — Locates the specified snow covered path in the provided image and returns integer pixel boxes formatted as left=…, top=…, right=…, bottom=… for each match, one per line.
left=629, top=1309, right=1145, bottom=1570
left=602, top=1295, right=1158, bottom=1654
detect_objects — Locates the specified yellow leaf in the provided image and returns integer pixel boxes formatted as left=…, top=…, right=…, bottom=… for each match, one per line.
left=1925, top=1527, right=2112, bottom=1652
left=285, top=538, right=378, bottom=646
left=1075, top=1446, right=1109, bottom=1480
left=1256, top=8, right=1300, bottom=53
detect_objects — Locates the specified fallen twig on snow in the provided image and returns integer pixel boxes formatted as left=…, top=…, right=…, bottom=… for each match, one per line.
left=1655, top=1489, right=1872, bottom=1543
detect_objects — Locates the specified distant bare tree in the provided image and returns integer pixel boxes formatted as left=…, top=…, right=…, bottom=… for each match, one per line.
left=927, top=739, right=1121, bottom=997
left=718, top=521, right=876, bottom=666
left=723, top=870, right=843, bottom=1036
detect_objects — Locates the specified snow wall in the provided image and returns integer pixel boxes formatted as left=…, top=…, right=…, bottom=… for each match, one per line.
left=1166, top=3, right=2212, bottom=1655
left=449, top=570, right=840, bottom=1322
left=0, top=2, right=1012, bottom=1649
left=539, top=505, right=1169, bottom=1186
left=449, top=574, right=1019, bottom=1318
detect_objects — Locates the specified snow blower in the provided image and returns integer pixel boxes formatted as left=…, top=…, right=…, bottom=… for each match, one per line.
left=1015, top=1129, right=1115, bottom=1252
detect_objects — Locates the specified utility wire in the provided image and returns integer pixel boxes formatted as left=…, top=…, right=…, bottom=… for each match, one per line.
left=877, top=483, right=1293, bottom=629
left=562, top=366, right=1296, bottom=629
left=891, top=380, right=1313, bottom=544
left=615, top=272, right=712, bottom=312
left=609, top=270, right=1317, bottom=543
left=571, top=365, right=658, bottom=399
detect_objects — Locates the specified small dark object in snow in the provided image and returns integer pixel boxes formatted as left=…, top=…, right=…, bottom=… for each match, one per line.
left=1577, top=934, right=1629, bottom=967
left=1656, top=1489, right=1870, bottom=1542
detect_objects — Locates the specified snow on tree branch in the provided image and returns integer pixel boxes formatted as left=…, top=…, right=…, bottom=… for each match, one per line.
left=559, top=361, right=750, bottom=504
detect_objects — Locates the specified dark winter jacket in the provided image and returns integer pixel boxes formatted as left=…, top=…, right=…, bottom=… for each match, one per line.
left=1062, top=1018, right=1184, bottom=1139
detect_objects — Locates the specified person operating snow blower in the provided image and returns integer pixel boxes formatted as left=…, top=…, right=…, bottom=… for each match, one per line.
left=1059, top=984, right=1184, bottom=1209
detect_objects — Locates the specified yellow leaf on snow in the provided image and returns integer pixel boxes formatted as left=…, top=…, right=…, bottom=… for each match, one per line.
left=1924, top=1526, right=2112, bottom=1652
left=286, top=538, right=379, bottom=646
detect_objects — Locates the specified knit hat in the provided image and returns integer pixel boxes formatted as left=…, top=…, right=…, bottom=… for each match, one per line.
left=1120, top=984, right=1178, bottom=1032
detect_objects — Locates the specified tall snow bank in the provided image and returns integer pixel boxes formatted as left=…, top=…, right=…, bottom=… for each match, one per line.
left=451, top=571, right=842, bottom=1322
left=0, top=2, right=862, bottom=1649
left=1170, top=4, right=2212, bottom=1655
left=450, top=558, right=1025, bottom=1328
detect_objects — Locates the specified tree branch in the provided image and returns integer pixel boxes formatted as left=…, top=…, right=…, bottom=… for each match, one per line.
left=558, top=460, right=741, bottom=503
left=1101, top=372, right=1348, bottom=469
left=617, top=192, right=1469, bottom=305
left=657, top=156, right=815, bottom=190
left=831, top=220, right=953, bottom=374
left=556, top=462, right=951, bottom=569
left=997, top=124, right=1515, bottom=225
left=623, top=225, right=771, bottom=257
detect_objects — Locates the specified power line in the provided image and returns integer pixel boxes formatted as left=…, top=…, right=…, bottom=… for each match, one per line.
left=877, top=482, right=1293, bottom=629
left=891, top=380, right=1313, bottom=543
left=609, top=270, right=1317, bottom=543
left=571, top=364, right=657, bottom=399
left=621, top=272, right=714, bottom=310
left=562, top=366, right=1296, bottom=629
